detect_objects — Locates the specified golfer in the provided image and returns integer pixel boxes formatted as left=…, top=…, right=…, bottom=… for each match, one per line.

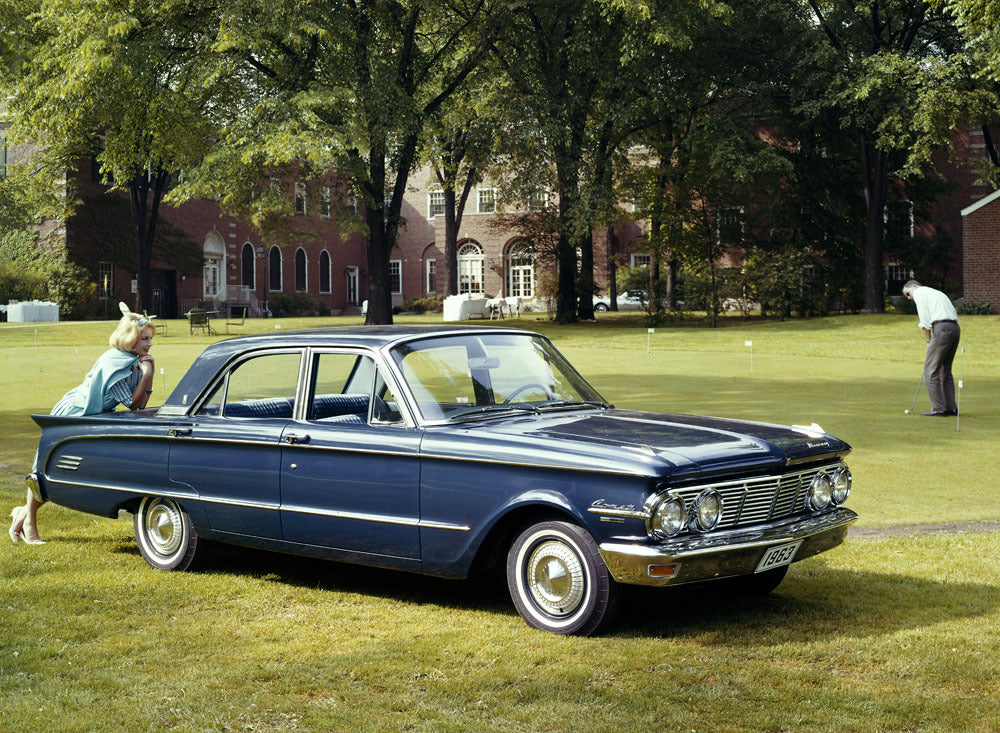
left=902, top=280, right=960, bottom=417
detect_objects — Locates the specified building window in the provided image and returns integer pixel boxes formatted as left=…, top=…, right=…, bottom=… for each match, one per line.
left=269, top=246, right=282, bottom=292
left=240, top=243, right=254, bottom=289
left=506, top=243, right=534, bottom=298
left=458, top=242, right=484, bottom=294
left=529, top=190, right=549, bottom=211
left=98, top=262, right=113, bottom=298
left=425, top=259, right=436, bottom=294
left=390, top=259, right=402, bottom=294
left=294, top=182, right=307, bottom=215
left=428, top=191, right=446, bottom=218
left=320, top=187, right=331, bottom=218
left=295, top=248, right=307, bottom=291
left=346, top=192, right=358, bottom=213
left=319, top=250, right=331, bottom=293
left=886, top=201, right=914, bottom=238
left=346, top=266, right=359, bottom=305
left=717, top=208, right=744, bottom=247
left=630, top=253, right=651, bottom=269
left=478, top=188, right=496, bottom=214
left=886, top=262, right=911, bottom=297
left=204, top=257, right=221, bottom=298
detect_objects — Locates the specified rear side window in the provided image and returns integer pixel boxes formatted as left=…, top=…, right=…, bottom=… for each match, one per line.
left=196, top=352, right=302, bottom=418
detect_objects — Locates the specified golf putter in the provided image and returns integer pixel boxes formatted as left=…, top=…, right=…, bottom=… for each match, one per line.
left=905, top=372, right=923, bottom=414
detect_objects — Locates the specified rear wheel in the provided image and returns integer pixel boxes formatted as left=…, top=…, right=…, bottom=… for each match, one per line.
left=506, top=520, right=620, bottom=635
left=134, top=497, right=202, bottom=571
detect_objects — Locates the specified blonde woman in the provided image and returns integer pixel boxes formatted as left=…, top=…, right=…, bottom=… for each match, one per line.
left=9, top=305, right=156, bottom=545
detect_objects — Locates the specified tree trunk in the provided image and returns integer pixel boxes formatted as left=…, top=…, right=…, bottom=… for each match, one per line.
left=860, top=135, right=888, bottom=313
left=577, top=229, right=595, bottom=319
left=129, top=166, right=168, bottom=314
left=443, top=188, right=460, bottom=295
left=364, top=142, right=393, bottom=325
left=606, top=224, right=618, bottom=311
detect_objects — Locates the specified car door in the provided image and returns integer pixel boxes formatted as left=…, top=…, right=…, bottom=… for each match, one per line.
left=278, top=350, right=422, bottom=561
left=168, top=349, right=304, bottom=540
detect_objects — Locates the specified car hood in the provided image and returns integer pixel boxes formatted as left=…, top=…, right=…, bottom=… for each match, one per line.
left=421, top=408, right=850, bottom=479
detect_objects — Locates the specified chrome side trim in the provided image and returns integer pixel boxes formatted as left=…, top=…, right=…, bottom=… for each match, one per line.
left=281, top=503, right=470, bottom=531
left=42, top=476, right=469, bottom=531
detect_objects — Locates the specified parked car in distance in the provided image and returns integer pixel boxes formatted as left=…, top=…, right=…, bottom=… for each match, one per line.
left=28, top=326, right=857, bottom=635
left=593, top=290, right=645, bottom=312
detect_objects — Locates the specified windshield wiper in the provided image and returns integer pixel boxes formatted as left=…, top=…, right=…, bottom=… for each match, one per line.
left=535, top=400, right=610, bottom=412
left=450, top=403, right=541, bottom=420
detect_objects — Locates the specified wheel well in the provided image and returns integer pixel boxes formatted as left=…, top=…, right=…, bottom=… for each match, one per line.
left=468, top=505, right=579, bottom=577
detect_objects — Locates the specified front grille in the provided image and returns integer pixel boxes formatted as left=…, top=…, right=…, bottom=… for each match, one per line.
left=670, top=464, right=839, bottom=531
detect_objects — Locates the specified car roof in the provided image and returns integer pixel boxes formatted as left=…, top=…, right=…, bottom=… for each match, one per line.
left=161, top=324, right=538, bottom=411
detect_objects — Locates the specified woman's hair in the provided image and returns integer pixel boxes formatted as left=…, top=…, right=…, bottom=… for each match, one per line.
left=109, top=313, right=156, bottom=351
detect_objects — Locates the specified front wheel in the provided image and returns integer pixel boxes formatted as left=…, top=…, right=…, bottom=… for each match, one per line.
left=593, top=302, right=608, bottom=312
left=134, top=496, right=203, bottom=571
left=507, top=520, right=620, bottom=635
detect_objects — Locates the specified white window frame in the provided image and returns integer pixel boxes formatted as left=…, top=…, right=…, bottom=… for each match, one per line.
left=506, top=245, right=534, bottom=298
left=477, top=188, right=496, bottom=214
left=98, top=261, right=113, bottom=298
left=630, top=253, right=651, bottom=269
left=529, top=190, right=549, bottom=211
left=428, top=190, right=446, bottom=218
left=458, top=242, right=484, bottom=295
left=320, top=187, right=331, bottom=218
left=425, top=258, right=437, bottom=294
left=390, top=259, right=402, bottom=295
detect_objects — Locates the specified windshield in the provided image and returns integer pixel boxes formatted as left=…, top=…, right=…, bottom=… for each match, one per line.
left=391, top=332, right=607, bottom=422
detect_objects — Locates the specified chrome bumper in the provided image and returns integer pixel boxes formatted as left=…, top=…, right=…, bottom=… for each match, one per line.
left=598, top=507, right=858, bottom=587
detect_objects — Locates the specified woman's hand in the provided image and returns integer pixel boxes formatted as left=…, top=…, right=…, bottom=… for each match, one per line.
left=138, top=354, right=155, bottom=377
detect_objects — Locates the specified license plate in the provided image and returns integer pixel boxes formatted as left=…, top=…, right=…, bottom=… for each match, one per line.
left=755, top=540, right=803, bottom=573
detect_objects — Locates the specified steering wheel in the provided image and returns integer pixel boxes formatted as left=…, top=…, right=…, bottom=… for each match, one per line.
left=503, top=383, right=554, bottom=403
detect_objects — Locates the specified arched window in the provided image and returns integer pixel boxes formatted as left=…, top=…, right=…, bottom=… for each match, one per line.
left=268, top=246, right=282, bottom=292
left=458, top=241, right=484, bottom=295
left=319, top=250, right=331, bottom=294
left=295, top=248, right=307, bottom=291
left=203, top=231, right=225, bottom=299
left=241, top=242, right=255, bottom=289
left=505, top=241, right=534, bottom=298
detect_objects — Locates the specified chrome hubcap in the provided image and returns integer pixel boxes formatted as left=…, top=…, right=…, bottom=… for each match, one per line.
left=145, top=500, right=183, bottom=556
left=526, top=540, right=585, bottom=617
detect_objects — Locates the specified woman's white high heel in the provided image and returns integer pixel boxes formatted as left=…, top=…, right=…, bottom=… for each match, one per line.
left=8, top=506, right=25, bottom=544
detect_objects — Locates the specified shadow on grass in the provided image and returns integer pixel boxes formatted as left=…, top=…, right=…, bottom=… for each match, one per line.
left=109, top=538, right=1000, bottom=642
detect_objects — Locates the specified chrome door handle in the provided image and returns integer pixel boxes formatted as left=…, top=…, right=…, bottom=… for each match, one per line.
left=169, top=427, right=193, bottom=437
left=284, top=432, right=311, bottom=445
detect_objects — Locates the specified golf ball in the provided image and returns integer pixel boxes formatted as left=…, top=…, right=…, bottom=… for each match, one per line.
left=904, top=409, right=910, bottom=414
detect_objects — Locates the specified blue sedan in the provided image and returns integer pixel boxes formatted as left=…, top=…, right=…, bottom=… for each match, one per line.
left=30, top=326, right=856, bottom=635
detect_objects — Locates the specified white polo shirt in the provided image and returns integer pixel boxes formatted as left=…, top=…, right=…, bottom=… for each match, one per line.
left=912, top=286, right=958, bottom=330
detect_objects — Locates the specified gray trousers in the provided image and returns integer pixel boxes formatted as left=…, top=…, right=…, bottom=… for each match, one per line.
left=924, top=320, right=960, bottom=413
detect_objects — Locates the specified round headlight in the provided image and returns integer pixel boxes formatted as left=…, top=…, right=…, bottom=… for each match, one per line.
left=691, top=488, right=723, bottom=532
left=831, top=465, right=852, bottom=504
left=650, top=494, right=686, bottom=539
left=807, top=472, right=834, bottom=511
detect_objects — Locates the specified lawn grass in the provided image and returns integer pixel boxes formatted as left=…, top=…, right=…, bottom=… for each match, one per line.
left=1, top=312, right=999, bottom=731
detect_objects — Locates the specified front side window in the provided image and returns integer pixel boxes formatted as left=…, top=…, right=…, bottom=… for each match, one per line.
left=196, top=351, right=302, bottom=418
left=393, top=333, right=605, bottom=422
left=308, top=352, right=403, bottom=425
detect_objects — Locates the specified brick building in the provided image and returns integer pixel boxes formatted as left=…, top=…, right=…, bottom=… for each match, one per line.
left=961, top=189, right=1000, bottom=311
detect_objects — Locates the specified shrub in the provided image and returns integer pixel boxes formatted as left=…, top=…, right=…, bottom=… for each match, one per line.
left=269, top=291, right=325, bottom=317
left=955, top=300, right=993, bottom=315
left=401, top=294, right=446, bottom=313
